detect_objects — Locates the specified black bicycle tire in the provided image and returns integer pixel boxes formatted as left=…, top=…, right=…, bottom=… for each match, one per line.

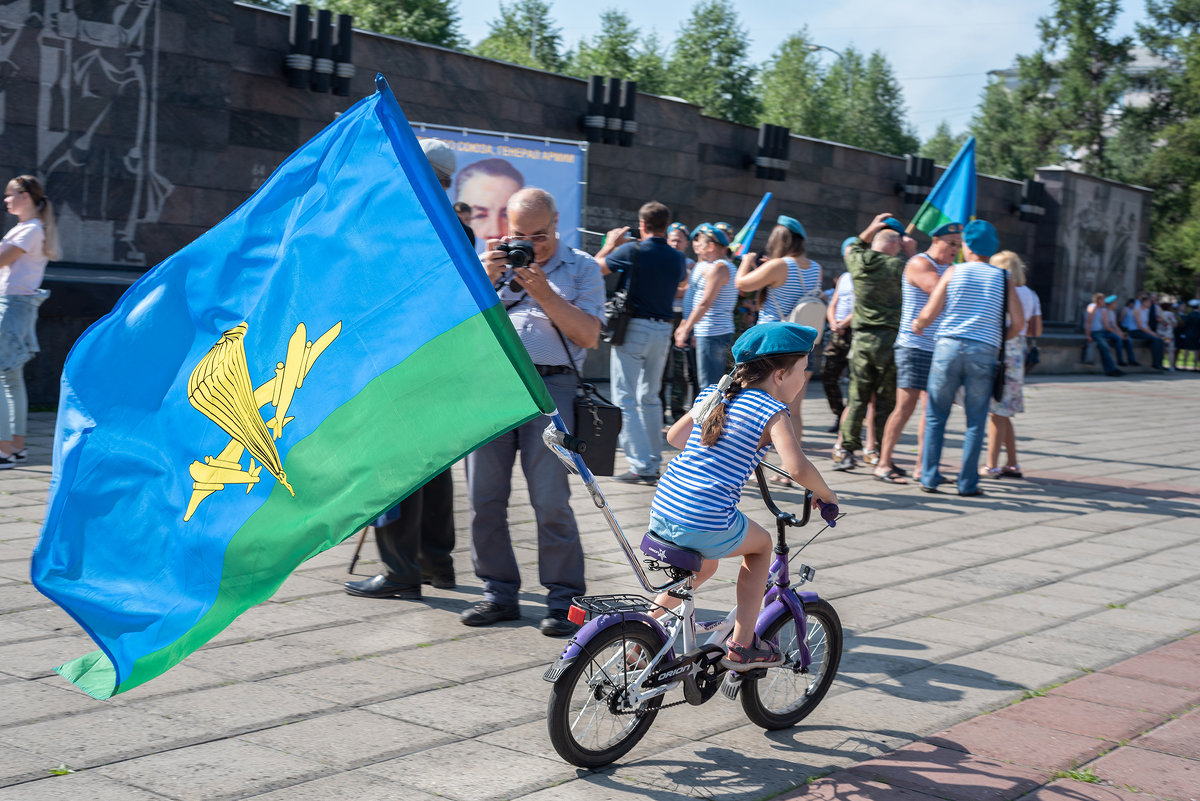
left=546, top=621, right=665, bottom=768
left=741, top=598, right=842, bottom=730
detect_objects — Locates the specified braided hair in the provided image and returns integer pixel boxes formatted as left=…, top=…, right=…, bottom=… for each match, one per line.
left=700, top=353, right=804, bottom=446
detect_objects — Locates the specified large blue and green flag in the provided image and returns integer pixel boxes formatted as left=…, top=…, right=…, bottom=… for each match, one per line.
left=30, top=75, right=554, bottom=700
left=911, top=136, right=976, bottom=236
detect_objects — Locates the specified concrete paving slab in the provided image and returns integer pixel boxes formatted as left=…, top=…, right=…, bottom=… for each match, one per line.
left=0, top=678, right=104, bottom=727
left=1015, top=779, right=1148, bottom=801
left=777, top=775, right=945, bottom=801
left=132, top=682, right=339, bottom=734
left=1047, top=671, right=1200, bottom=715
left=257, top=658, right=442, bottom=706
left=1132, top=707, right=1200, bottom=760
left=1090, top=745, right=1200, bottom=800
left=993, top=695, right=1165, bottom=742
left=96, top=739, right=329, bottom=801
left=0, top=772, right=171, bottom=800
left=0, top=742, right=50, bottom=787
left=846, top=741, right=1046, bottom=801
left=239, top=708, right=456, bottom=769
left=365, top=682, right=544, bottom=738
left=1103, top=650, right=1200, bottom=690
left=244, top=769, right=448, bottom=801
left=928, top=714, right=1107, bottom=773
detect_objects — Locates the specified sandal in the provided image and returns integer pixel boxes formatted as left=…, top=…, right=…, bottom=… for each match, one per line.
left=1001, top=465, right=1023, bottom=479
left=624, top=643, right=650, bottom=670
left=864, top=449, right=880, bottom=466
left=769, top=473, right=794, bottom=487
left=980, top=467, right=1003, bottom=478
left=874, top=467, right=908, bottom=484
left=722, top=635, right=784, bottom=671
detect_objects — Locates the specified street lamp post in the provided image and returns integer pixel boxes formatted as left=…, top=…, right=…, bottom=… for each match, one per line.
left=807, top=43, right=853, bottom=94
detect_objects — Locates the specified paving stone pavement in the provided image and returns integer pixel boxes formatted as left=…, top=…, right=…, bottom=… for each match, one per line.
left=0, top=373, right=1198, bottom=800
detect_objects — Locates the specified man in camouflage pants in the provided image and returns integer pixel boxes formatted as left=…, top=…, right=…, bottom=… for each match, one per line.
left=835, top=212, right=915, bottom=471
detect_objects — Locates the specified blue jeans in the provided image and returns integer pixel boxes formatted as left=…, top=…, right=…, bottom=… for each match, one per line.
left=611, top=318, right=673, bottom=476
left=695, top=333, right=733, bottom=390
left=922, top=337, right=998, bottom=495
left=1126, top=329, right=1164, bottom=366
left=1089, top=334, right=1118, bottom=373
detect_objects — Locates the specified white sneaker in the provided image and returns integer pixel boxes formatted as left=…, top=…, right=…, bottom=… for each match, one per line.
left=11, top=449, right=26, bottom=462
left=0, top=454, right=16, bottom=470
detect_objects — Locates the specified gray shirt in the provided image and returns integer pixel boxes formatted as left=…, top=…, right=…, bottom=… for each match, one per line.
left=494, top=241, right=606, bottom=368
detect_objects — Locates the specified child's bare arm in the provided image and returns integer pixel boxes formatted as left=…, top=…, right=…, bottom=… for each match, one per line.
left=767, top=413, right=837, bottom=506
left=666, top=412, right=694, bottom=450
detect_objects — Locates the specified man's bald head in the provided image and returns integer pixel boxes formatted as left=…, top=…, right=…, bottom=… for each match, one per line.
left=873, top=229, right=901, bottom=256
left=508, top=187, right=557, bottom=219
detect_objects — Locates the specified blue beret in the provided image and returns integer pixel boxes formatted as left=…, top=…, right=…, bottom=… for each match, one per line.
left=1105, top=294, right=1118, bottom=303
left=713, top=221, right=736, bottom=241
left=692, top=222, right=730, bottom=247
left=963, top=219, right=999, bottom=258
left=882, top=217, right=906, bottom=234
left=732, top=322, right=818, bottom=364
left=841, top=236, right=857, bottom=253
left=931, top=222, right=963, bottom=237
left=777, top=215, right=806, bottom=238
left=667, top=222, right=690, bottom=238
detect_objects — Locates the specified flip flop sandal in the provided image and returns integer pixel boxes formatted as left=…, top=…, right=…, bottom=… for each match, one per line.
left=768, top=473, right=794, bottom=487
left=874, top=468, right=907, bottom=484
left=1001, top=465, right=1023, bottom=479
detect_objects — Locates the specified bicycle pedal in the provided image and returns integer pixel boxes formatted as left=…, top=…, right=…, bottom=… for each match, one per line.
left=719, top=672, right=743, bottom=701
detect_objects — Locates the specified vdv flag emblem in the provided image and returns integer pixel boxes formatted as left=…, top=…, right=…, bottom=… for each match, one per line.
left=31, top=75, right=554, bottom=700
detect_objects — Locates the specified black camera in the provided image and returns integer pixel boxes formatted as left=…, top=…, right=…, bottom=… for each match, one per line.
left=497, top=240, right=536, bottom=269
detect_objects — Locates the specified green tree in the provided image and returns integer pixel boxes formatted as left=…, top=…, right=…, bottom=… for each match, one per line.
left=758, top=30, right=827, bottom=138
left=665, top=0, right=760, bottom=124
left=566, top=9, right=668, bottom=94
left=243, top=0, right=464, bottom=48
left=321, top=0, right=465, bottom=49
left=475, top=0, right=565, bottom=72
left=1133, top=0, right=1200, bottom=296
left=840, top=50, right=920, bottom=155
left=920, top=122, right=967, bottom=165
left=967, top=80, right=1054, bottom=179
left=1031, top=0, right=1133, bottom=176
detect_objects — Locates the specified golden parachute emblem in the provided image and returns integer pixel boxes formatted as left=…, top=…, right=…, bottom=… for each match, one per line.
left=187, top=323, right=294, bottom=496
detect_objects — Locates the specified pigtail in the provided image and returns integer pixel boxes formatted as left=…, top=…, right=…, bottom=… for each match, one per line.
left=701, top=371, right=743, bottom=446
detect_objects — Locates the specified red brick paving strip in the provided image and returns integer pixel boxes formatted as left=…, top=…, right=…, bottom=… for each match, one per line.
left=777, top=632, right=1200, bottom=801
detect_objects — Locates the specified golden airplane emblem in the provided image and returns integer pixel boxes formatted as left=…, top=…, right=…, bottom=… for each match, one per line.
left=183, top=320, right=341, bottom=522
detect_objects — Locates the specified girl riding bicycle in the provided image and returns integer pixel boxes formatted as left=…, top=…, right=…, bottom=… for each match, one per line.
left=648, top=322, right=838, bottom=671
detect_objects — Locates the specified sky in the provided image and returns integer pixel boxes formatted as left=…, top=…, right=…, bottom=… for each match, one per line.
left=453, top=0, right=1144, bottom=142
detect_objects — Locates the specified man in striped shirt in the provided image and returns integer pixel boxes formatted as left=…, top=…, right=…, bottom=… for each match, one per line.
left=913, top=220, right=1024, bottom=497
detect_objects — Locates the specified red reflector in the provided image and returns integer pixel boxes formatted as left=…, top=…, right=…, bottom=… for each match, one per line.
left=568, top=605, right=587, bottom=625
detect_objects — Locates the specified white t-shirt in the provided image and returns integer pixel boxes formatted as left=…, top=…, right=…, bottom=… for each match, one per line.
left=833, top=272, right=854, bottom=319
left=1016, top=285, right=1041, bottom=335
left=1, top=218, right=48, bottom=295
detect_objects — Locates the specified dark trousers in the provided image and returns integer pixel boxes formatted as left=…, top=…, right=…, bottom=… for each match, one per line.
left=375, top=468, right=455, bottom=586
left=821, top=328, right=853, bottom=417
left=840, top=327, right=897, bottom=452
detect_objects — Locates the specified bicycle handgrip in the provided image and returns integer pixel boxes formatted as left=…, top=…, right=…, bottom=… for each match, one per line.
left=814, top=499, right=839, bottom=527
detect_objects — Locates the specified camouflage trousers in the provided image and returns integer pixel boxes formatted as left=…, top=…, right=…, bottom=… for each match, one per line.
left=839, top=327, right=897, bottom=453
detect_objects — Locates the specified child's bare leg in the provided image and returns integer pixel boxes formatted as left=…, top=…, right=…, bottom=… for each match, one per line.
left=724, top=521, right=773, bottom=646
left=653, top=558, right=718, bottom=612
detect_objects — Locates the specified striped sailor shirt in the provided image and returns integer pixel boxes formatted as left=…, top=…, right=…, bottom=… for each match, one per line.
left=758, top=257, right=822, bottom=324
left=690, top=259, right=738, bottom=337
left=896, top=252, right=951, bottom=352
left=937, top=261, right=1007, bottom=349
left=651, top=386, right=788, bottom=530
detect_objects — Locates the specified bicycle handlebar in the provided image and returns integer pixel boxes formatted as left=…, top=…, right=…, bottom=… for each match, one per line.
left=754, top=464, right=839, bottom=529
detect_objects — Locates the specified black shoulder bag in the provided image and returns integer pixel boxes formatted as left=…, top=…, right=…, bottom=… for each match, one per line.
left=550, top=324, right=623, bottom=476
left=992, top=272, right=1008, bottom=402
left=601, top=244, right=640, bottom=347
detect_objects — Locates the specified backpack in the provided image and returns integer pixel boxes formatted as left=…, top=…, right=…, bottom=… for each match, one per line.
left=773, top=290, right=828, bottom=344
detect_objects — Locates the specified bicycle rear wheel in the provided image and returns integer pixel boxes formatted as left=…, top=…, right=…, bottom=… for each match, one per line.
left=741, top=598, right=842, bottom=730
left=547, top=621, right=664, bottom=767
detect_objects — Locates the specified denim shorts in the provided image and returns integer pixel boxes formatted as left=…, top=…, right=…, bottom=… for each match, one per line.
left=895, top=345, right=933, bottom=390
left=648, top=510, right=749, bottom=560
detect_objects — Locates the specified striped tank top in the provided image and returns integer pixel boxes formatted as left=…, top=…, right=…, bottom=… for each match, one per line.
left=758, top=257, right=822, bottom=324
left=937, top=261, right=1007, bottom=349
left=895, top=252, right=951, bottom=351
left=651, top=386, right=789, bottom=530
left=692, top=259, right=737, bottom=337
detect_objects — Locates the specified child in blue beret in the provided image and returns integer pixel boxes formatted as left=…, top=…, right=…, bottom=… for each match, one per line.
left=648, top=322, right=838, bottom=670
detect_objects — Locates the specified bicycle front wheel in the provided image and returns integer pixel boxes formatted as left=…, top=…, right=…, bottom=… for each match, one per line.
left=742, top=598, right=842, bottom=730
left=546, top=621, right=664, bottom=768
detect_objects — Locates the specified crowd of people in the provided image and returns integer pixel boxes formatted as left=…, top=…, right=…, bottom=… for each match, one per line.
left=1085, top=291, right=1200, bottom=375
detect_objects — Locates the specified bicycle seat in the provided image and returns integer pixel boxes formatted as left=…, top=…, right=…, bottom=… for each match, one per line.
left=640, top=531, right=704, bottom=573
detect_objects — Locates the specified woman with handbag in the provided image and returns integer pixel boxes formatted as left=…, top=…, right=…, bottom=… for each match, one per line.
left=734, top=215, right=821, bottom=473
left=982, top=252, right=1041, bottom=480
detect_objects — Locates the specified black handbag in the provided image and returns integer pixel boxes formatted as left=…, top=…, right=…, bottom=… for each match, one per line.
left=551, top=326, right=623, bottom=476
left=601, top=245, right=639, bottom=347
left=1026, top=339, right=1040, bottom=369
left=993, top=272, right=1008, bottom=402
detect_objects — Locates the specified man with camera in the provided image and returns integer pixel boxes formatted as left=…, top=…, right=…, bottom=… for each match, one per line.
left=594, top=202, right=686, bottom=484
left=466, top=187, right=606, bottom=636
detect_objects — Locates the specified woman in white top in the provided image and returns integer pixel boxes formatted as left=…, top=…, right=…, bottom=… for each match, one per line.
left=0, top=175, right=58, bottom=468
left=983, top=252, right=1041, bottom=479
left=734, top=216, right=821, bottom=464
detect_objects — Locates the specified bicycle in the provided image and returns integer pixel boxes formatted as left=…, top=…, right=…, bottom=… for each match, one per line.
left=541, top=419, right=843, bottom=768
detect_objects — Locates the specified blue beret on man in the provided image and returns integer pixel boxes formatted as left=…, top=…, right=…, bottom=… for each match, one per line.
left=930, top=222, right=964, bottom=237
left=962, top=219, right=999, bottom=258
left=777, top=215, right=807, bottom=239
left=732, top=322, right=818, bottom=364
left=692, top=223, right=730, bottom=247
left=882, top=217, right=906, bottom=234
left=841, top=236, right=857, bottom=253
left=667, top=221, right=690, bottom=238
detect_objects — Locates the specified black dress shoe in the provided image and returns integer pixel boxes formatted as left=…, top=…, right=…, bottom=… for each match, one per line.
left=422, top=573, right=457, bottom=589
left=461, top=601, right=521, bottom=627
left=958, top=489, right=986, bottom=497
left=344, top=574, right=420, bottom=600
left=540, top=608, right=580, bottom=637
